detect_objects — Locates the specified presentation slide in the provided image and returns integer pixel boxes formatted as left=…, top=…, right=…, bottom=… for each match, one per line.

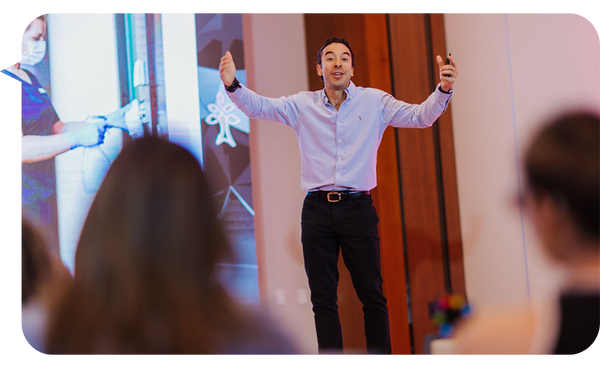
left=7, top=13, right=258, bottom=304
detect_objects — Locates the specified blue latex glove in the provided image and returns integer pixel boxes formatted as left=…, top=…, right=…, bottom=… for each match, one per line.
left=65, top=120, right=108, bottom=149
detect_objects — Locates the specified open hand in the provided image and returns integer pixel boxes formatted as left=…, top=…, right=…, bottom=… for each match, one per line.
left=219, top=51, right=237, bottom=87
left=436, top=54, right=458, bottom=92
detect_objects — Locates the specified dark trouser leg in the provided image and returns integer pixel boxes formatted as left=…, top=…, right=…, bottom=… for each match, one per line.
left=301, top=195, right=343, bottom=353
left=335, top=196, right=391, bottom=354
left=302, top=194, right=391, bottom=354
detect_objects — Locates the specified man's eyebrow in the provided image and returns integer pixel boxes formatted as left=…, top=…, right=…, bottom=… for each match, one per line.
left=324, top=51, right=350, bottom=57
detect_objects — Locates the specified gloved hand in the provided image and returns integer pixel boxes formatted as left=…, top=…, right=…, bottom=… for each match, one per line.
left=101, top=99, right=144, bottom=138
left=65, top=120, right=108, bottom=149
left=124, top=99, right=144, bottom=138
left=102, top=101, right=132, bottom=130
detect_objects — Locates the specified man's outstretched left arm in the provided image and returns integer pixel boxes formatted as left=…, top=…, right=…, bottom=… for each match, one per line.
left=384, top=54, right=458, bottom=128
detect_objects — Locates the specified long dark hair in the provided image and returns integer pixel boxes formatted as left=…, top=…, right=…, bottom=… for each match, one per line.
left=45, top=137, right=248, bottom=353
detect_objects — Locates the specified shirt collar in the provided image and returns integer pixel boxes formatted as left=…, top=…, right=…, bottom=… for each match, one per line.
left=320, top=80, right=357, bottom=105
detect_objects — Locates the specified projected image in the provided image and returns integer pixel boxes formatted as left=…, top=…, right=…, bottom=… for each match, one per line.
left=6, top=13, right=258, bottom=304
left=5, top=15, right=144, bottom=267
left=195, top=14, right=257, bottom=304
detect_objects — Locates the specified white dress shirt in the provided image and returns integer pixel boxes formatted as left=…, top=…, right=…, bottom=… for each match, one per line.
left=227, top=81, right=452, bottom=192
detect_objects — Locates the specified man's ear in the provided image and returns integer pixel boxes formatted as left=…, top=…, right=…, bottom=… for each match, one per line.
left=316, top=63, right=323, bottom=77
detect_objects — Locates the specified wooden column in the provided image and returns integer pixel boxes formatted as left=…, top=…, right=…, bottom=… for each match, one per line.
left=387, top=14, right=465, bottom=353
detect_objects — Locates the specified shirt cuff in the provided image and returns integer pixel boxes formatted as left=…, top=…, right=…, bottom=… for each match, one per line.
left=438, top=85, right=452, bottom=94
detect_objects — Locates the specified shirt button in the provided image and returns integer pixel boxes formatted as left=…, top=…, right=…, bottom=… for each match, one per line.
left=338, top=139, right=342, bottom=142
left=338, top=156, right=342, bottom=160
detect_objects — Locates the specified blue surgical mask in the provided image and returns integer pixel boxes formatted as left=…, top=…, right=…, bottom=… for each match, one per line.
left=21, top=40, right=47, bottom=66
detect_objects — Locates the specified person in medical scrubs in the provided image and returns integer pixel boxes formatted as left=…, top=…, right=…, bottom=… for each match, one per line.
left=7, top=12, right=141, bottom=252
left=2, top=15, right=112, bottom=256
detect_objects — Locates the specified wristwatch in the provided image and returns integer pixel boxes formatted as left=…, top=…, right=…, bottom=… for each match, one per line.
left=438, top=85, right=452, bottom=94
left=225, top=78, right=241, bottom=92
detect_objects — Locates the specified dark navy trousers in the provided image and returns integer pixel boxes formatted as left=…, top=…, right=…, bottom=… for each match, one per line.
left=301, top=194, right=391, bottom=354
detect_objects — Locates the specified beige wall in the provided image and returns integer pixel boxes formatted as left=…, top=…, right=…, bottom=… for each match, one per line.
left=242, top=13, right=317, bottom=353
left=445, top=14, right=600, bottom=309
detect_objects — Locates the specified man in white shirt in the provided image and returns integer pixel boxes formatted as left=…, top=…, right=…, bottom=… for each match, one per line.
left=219, top=37, right=458, bottom=353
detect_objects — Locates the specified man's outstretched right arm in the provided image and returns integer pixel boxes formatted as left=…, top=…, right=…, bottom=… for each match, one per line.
left=218, top=51, right=301, bottom=128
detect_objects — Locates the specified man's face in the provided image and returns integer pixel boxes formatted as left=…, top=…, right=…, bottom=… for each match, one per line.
left=317, top=42, right=354, bottom=91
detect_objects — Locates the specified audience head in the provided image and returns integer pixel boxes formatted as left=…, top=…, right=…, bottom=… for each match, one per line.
left=523, top=111, right=599, bottom=262
left=74, top=136, right=231, bottom=289
left=45, top=137, right=244, bottom=353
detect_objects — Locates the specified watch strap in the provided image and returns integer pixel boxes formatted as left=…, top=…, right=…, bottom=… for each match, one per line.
left=226, top=78, right=241, bottom=92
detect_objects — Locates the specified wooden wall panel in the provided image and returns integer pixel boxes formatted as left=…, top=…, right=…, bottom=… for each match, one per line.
left=364, top=14, right=412, bottom=355
left=388, top=14, right=446, bottom=354
left=428, top=15, right=466, bottom=297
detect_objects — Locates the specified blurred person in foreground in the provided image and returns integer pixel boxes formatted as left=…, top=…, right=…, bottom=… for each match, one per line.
left=44, top=137, right=297, bottom=354
left=452, top=111, right=599, bottom=354
left=22, top=218, right=73, bottom=352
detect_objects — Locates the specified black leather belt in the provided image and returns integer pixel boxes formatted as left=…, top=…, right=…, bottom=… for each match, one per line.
left=307, top=190, right=371, bottom=203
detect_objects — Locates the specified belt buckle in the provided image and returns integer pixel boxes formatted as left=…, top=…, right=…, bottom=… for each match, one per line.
left=327, top=191, right=342, bottom=203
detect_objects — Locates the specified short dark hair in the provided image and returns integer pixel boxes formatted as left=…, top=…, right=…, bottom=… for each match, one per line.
left=316, top=38, right=355, bottom=83
left=525, top=111, right=599, bottom=241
